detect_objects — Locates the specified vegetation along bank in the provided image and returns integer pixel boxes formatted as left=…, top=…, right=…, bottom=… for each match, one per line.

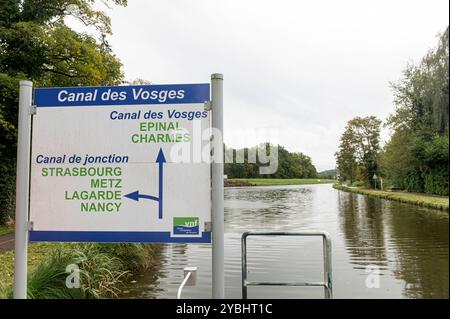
left=334, top=184, right=449, bottom=211
left=0, top=242, right=162, bottom=299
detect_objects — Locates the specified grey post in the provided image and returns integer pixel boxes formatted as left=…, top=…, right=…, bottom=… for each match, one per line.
left=211, top=73, right=224, bottom=299
left=13, top=81, right=33, bottom=299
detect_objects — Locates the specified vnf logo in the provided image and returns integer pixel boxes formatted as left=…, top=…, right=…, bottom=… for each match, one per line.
left=173, top=217, right=199, bottom=235
left=184, top=220, right=198, bottom=227
left=66, top=264, right=80, bottom=288
left=365, top=264, right=380, bottom=288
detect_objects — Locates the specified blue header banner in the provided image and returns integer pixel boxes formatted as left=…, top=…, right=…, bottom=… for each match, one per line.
left=34, top=83, right=210, bottom=107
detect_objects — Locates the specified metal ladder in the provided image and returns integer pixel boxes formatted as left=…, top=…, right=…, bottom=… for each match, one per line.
left=241, top=231, right=333, bottom=299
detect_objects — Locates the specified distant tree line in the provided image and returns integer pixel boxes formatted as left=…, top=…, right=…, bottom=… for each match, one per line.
left=224, top=144, right=318, bottom=179
left=336, top=28, right=449, bottom=195
left=318, top=169, right=336, bottom=180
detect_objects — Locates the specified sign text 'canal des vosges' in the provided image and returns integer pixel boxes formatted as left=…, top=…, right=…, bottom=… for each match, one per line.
left=29, top=84, right=211, bottom=243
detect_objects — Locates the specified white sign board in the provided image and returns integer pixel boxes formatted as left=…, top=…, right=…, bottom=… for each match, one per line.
left=29, top=84, right=211, bottom=243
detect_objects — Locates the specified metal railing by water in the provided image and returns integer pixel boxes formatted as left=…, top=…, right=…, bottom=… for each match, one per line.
left=177, top=267, right=198, bottom=299
left=241, top=231, right=333, bottom=299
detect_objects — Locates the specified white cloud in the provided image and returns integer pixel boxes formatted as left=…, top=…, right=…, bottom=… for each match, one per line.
left=104, top=0, right=448, bottom=170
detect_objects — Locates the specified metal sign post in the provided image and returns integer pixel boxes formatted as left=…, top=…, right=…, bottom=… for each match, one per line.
left=13, top=80, right=33, bottom=299
left=211, top=73, right=225, bottom=299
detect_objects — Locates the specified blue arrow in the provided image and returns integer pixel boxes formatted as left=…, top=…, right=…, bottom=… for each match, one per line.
left=124, top=191, right=159, bottom=202
left=123, top=148, right=166, bottom=219
left=156, top=148, right=166, bottom=219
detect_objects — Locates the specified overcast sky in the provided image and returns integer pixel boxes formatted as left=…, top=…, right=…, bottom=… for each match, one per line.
left=102, top=0, right=448, bottom=171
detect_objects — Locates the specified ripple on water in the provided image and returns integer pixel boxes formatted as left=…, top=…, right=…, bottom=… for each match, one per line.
left=121, top=184, right=448, bottom=299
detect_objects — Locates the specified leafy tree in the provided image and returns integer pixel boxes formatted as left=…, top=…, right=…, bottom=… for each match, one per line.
left=0, top=0, right=127, bottom=223
left=335, top=116, right=382, bottom=187
left=0, top=72, right=21, bottom=224
left=389, top=28, right=449, bottom=137
left=378, top=128, right=423, bottom=191
left=224, top=144, right=318, bottom=179
left=0, top=0, right=126, bottom=85
left=335, top=129, right=357, bottom=184
left=383, top=27, right=449, bottom=195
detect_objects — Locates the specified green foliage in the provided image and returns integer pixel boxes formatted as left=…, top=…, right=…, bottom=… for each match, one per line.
left=36, top=23, right=124, bottom=87
left=382, top=27, right=449, bottom=196
left=351, top=180, right=366, bottom=187
left=411, top=134, right=449, bottom=165
left=3, top=245, right=127, bottom=299
left=224, top=144, right=318, bottom=179
left=423, top=166, right=449, bottom=196
left=333, top=184, right=448, bottom=210
left=403, top=168, right=424, bottom=193
left=0, top=1, right=125, bottom=85
left=0, top=1, right=126, bottom=224
left=2, top=242, right=161, bottom=299
left=94, top=243, right=162, bottom=272
left=378, top=128, right=418, bottom=190
left=318, top=169, right=336, bottom=179
left=25, top=249, right=83, bottom=299
left=0, top=73, right=22, bottom=224
left=0, top=73, right=20, bottom=158
left=389, top=28, right=449, bottom=136
left=0, top=161, right=15, bottom=224
left=74, top=244, right=129, bottom=299
left=335, top=116, right=382, bottom=187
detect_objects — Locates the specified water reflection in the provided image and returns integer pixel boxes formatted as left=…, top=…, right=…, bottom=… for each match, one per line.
left=122, top=185, right=448, bottom=299
left=337, top=191, right=449, bottom=298
left=387, top=202, right=449, bottom=298
left=121, top=244, right=166, bottom=298
left=338, top=193, right=389, bottom=270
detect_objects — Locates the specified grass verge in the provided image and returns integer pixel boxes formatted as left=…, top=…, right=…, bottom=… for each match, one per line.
left=226, top=178, right=334, bottom=187
left=0, top=242, right=162, bottom=299
left=333, top=184, right=449, bottom=211
left=0, top=225, right=13, bottom=236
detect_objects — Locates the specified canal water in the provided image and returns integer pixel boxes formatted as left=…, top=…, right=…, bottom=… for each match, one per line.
left=121, top=184, right=449, bottom=299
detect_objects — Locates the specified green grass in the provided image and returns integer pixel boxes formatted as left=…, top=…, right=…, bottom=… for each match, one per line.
left=0, top=242, right=65, bottom=295
left=0, top=225, right=13, bottom=236
left=228, top=178, right=334, bottom=186
left=334, top=184, right=449, bottom=210
left=0, top=242, right=162, bottom=299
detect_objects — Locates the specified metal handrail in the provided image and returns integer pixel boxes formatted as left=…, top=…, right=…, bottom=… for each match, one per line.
left=177, top=267, right=198, bottom=299
left=241, top=231, right=333, bottom=299
left=177, top=272, right=192, bottom=299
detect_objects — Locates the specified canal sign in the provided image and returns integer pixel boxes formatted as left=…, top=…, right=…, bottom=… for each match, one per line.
left=14, top=75, right=224, bottom=299
left=29, top=84, right=212, bottom=243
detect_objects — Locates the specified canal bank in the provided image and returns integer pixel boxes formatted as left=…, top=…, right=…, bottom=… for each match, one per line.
left=226, top=178, right=334, bottom=187
left=333, top=184, right=449, bottom=211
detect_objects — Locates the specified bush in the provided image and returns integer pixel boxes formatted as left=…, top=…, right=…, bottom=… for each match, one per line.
left=351, top=180, right=366, bottom=187
left=0, top=73, right=20, bottom=226
left=423, top=166, right=449, bottom=196
left=75, top=244, right=129, bottom=299
left=1, top=243, right=163, bottom=299
left=94, top=243, right=162, bottom=272
left=403, top=169, right=424, bottom=193
left=0, top=162, right=15, bottom=225
left=26, top=249, right=83, bottom=299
